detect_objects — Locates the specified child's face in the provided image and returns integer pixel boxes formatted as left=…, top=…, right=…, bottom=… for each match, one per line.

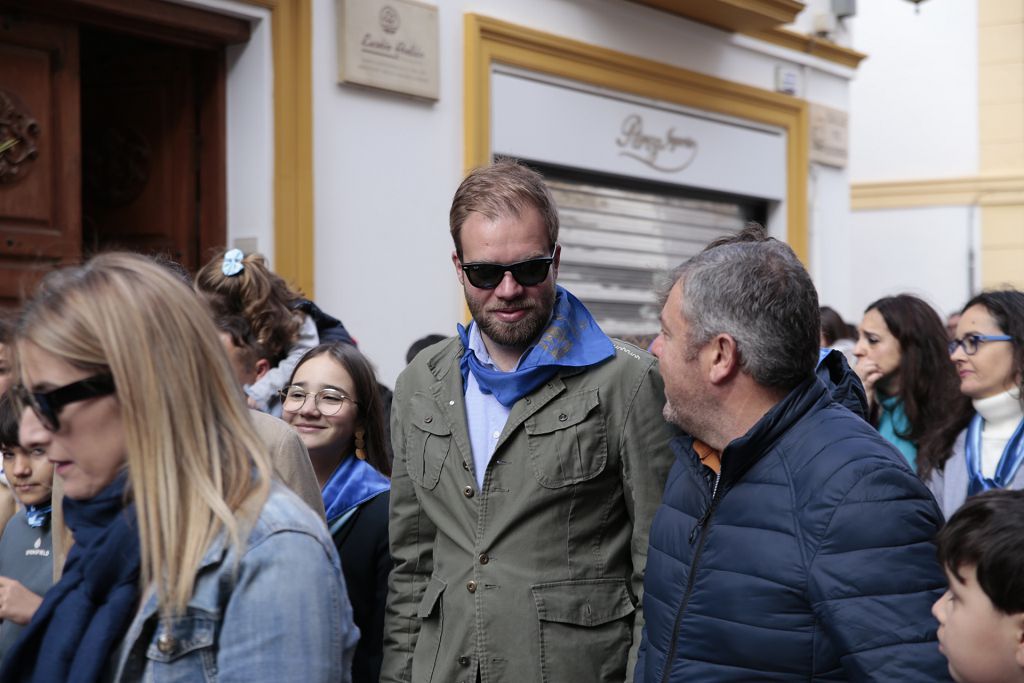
left=1, top=443, right=53, bottom=508
left=932, top=565, right=1024, bottom=683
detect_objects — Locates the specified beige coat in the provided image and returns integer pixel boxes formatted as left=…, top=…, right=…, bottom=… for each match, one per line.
left=383, top=338, right=676, bottom=683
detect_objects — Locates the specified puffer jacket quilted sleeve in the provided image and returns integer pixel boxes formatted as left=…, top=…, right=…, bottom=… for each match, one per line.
left=637, top=378, right=951, bottom=682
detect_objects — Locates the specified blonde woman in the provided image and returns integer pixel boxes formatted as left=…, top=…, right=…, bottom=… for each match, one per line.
left=2, top=253, right=356, bottom=683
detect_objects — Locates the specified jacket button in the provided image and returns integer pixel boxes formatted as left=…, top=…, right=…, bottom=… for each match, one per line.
left=462, top=460, right=470, bottom=471
left=157, top=633, right=175, bottom=654
left=458, top=656, right=470, bottom=666
left=463, top=486, right=474, bottom=498
left=479, top=553, right=489, bottom=565
left=467, top=580, right=477, bottom=593
left=424, top=416, right=433, bottom=424
left=558, top=413, right=568, bottom=422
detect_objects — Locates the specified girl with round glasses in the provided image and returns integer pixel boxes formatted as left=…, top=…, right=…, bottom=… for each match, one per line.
left=2, top=253, right=356, bottom=683
left=928, top=290, right=1024, bottom=518
left=282, top=342, right=391, bottom=683
left=853, top=294, right=969, bottom=474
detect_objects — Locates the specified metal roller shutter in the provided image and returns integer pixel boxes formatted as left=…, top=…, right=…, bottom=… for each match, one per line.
left=545, top=174, right=764, bottom=339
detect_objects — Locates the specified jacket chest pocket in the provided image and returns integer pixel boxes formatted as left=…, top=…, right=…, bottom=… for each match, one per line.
left=143, top=613, right=219, bottom=682
left=525, top=389, right=608, bottom=488
left=405, top=394, right=451, bottom=490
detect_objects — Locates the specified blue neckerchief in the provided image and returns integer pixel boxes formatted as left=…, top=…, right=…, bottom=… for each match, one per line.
left=877, top=394, right=918, bottom=470
left=2, top=472, right=141, bottom=683
left=458, top=286, right=615, bottom=407
left=965, top=412, right=1024, bottom=496
left=322, top=454, right=390, bottom=526
left=25, top=503, right=52, bottom=529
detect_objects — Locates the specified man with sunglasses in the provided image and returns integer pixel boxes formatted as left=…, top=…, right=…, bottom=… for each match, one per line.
left=383, top=160, right=676, bottom=683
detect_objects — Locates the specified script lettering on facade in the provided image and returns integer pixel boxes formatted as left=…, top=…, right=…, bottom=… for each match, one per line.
left=616, top=113, right=698, bottom=173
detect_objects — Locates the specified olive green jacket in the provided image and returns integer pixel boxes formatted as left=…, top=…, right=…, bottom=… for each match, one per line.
left=382, top=337, right=676, bottom=683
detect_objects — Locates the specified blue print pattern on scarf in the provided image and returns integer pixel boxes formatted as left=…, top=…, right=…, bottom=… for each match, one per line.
left=458, top=286, right=615, bottom=407
left=965, top=412, right=1024, bottom=496
left=24, top=504, right=51, bottom=529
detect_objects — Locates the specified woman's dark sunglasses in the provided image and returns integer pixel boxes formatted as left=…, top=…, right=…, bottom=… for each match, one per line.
left=460, top=252, right=555, bottom=289
left=12, top=374, right=116, bottom=432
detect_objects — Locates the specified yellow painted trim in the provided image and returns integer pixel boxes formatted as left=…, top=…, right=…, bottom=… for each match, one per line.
left=236, top=0, right=315, bottom=298
left=630, top=0, right=804, bottom=34
left=464, top=14, right=810, bottom=263
left=851, top=174, right=1024, bottom=210
left=748, top=27, right=867, bottom=69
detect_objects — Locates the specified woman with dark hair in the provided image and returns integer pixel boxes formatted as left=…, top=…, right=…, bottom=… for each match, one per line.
left=928, top=290, right=1024, bottom=518
left=853, top=294, right=969, bottom=473
left=282, top=342, right=391, bottom=683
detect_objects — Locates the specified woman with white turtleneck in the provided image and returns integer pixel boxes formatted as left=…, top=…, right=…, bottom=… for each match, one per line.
left=928, top=290, right=1024, bottom=519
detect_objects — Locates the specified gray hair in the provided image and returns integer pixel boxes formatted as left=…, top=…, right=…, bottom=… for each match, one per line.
left=665, top=236, right=820, bottom=390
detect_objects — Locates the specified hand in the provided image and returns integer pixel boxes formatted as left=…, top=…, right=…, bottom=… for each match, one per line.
left=0, top=576, right=43, bottom=625
left=854, top=360, right=884, bottom=409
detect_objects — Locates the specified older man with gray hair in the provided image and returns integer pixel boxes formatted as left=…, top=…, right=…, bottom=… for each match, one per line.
left=636, top=224, right=952, bottom=682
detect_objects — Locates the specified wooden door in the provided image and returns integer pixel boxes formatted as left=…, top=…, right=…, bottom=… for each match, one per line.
left=0, top=13, right=80, bottom=308
left=81, top=30, right=203, bottom=269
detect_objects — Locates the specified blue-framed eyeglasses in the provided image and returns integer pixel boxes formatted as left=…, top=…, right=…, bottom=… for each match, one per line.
left=948, top=334, right=1014, bottom=356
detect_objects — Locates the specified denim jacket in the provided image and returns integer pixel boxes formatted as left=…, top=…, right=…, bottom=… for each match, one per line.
left=108, top=483, right=357, bottom=683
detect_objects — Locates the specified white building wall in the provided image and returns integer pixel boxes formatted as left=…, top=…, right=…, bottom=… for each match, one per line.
left=843, top=1, right=979, bottom=323
left=848, top=1, right=978, bottom=181
left=847, top=206, right=975, bottom=319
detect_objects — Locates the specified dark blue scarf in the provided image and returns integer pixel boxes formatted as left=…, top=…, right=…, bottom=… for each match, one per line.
left=965, top=412, right=1024, bottom=496
left=322, top=455, right=390, bottom=533
left=2, top=473, right=141, bottom=683
left=458, top=286, right=615, bottom=407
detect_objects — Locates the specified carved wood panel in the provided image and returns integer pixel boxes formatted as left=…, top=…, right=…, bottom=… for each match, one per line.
left=0, top=14, right=80, bottom=307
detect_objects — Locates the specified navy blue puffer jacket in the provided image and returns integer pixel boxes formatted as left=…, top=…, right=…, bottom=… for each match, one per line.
left=636, top=378, right=951, bottom=682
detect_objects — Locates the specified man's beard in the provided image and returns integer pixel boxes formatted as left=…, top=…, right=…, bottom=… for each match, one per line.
left=466, top=285, right=556, bottom=351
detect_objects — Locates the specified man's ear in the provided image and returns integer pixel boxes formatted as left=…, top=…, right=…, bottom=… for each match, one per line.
left=1013, top=614, right=1024, bottom=670
left=551, top=243, right=561, bottom=279
left=253, top=358, right=271, bottom=383
left=707, top=334, right=740, bottom=385
left=452, top=250, right=465, bottom=285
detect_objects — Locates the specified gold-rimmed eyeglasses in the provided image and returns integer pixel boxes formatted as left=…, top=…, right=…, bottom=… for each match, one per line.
left=279, top=386, right=357, bottom=416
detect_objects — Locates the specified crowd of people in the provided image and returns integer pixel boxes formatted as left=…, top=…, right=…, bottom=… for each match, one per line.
left=0, top=160, right=1020, bottom=682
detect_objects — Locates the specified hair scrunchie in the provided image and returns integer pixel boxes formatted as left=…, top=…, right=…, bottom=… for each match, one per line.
left=222, top=248, right=245, bottom=277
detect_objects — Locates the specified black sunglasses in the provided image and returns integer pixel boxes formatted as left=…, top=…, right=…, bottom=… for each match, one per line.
left=460, top=252, right=555, bottom=289
left=13, top=373, right=116, bottom=432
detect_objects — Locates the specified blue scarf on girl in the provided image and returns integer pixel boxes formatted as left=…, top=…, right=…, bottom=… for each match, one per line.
left=2, top=472, right=141, bottom=683
left=965, top=412, right=1024, bottom=496
left=322, top=455, right=390, bottom=534
left=458, top=286, right=615, bottom=407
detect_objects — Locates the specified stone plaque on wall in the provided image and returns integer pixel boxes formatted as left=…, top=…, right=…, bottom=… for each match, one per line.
left=809, top=103, right=848, bottom=168
left=337, top=0, right=439, bottom=100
